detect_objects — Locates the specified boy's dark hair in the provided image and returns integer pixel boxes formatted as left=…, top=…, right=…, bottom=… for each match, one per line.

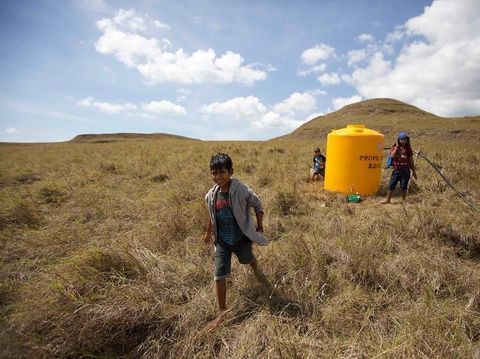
left=210, top=153, right=233, bottom=172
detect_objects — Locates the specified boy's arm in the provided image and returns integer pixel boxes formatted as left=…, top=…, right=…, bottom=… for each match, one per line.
left=390, top=144, right=398, bottom=156
left=244, top=186, right=265, bottom=232
left=255, top=211, right=264, bottom=232
left=245, top=187, right=264, bottom=213
left=204, top=190, right=215, bottom=245
left=204, top=219, right=213, bottom=245
left=409, top=156, right=417, bottom=179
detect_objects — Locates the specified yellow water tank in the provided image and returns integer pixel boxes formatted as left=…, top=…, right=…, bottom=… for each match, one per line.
left=324, top=124, right=384, bottom=195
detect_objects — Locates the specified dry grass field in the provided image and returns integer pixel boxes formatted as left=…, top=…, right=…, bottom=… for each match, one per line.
left=1, top=99, right=480, bottom=358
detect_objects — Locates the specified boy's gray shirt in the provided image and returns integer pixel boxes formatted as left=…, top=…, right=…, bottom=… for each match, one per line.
left=205, top=178, right=268, bottom=246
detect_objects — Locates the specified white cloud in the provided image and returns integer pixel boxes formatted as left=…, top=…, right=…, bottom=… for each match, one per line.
left=404, top=0, right=480, bottom=43
left=273, top=92, right=316, bottom=115
left=318, top=72, right=341, bottom=85
left=252, top=112, right=305, bottom=130
left=304, top=112, right=324, bottom=121
left=345, top=0, right=480, bottom=116
left=95, top=9, right=267, bottom=85
left=347, top=49, right=368, bottom=66
left=94, top=101, right=137, bottom=114
left=153, top=19, right=170, bottom=30
left=77, top=96, right=187, bottom=116
left=201, top=96, right=266, bottom=120
left=309, top=89, right=328, bottom=96
left=201, top=92, right=319, bottom=131
left=77, top=97, right=137, bottom=114
left=160, top=39, right=172, bottom=50
left=142, top=100, right=186, bottom=115
left=385, top=27, right=406, bottom=43
left=175, top=88, right=193, bottom=102
left=5, top=128, right=18, bottom=134
left=176, top=88, right=193, bottom=95
left=332, top=95, right=362, bottom=110
left=297, top=63, right=327, bottom=77
left=301, top=44, right=336, bottom=65
left=357, top=33, right=375, bottom=43
left=97, top=9, right=146, bottom=33
left=77, top=97, right=94, bottom=106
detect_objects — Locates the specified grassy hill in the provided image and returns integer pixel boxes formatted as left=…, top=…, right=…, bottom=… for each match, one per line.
left=280, top=98, right=480, bottom=143
left=71, top=132, right=199, bottom=143
left=0, top=102, right=479, bottom=358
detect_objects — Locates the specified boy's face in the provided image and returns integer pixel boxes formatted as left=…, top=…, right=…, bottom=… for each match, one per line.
left=211, top=167, right=233, bottom=188
left=314, top=150, right=320, bottom=155
left=399, top=138, right=407, bottom=146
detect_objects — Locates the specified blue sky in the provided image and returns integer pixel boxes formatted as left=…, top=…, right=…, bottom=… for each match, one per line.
left=1, top=0, right=479, bottom=142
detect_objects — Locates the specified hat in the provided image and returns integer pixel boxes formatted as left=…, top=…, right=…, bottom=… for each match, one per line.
left=398, top=131, right=408, bottom=140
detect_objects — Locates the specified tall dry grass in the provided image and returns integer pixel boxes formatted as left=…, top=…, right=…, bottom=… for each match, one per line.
left=1, top=136, right=479, bottom=358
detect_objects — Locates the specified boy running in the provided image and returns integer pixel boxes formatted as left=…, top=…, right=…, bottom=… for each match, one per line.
left=310, top=147, right=326, bottom=182
left=204, top=153, right=268, bottom=327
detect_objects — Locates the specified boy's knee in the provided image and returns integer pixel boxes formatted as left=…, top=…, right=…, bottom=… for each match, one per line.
left=214, top=274, right=229, bottom=281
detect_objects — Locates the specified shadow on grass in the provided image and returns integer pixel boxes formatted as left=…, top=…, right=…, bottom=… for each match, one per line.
left=234, top=278, right=303, bottom=323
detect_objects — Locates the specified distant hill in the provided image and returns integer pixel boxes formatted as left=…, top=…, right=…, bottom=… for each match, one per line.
left=71, top=132, right=199, bottom=143
left=279, top=98, right=480, bottom=141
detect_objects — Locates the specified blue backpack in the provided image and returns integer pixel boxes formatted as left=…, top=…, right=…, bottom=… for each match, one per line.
left=386, top=155, right=394, bottom=168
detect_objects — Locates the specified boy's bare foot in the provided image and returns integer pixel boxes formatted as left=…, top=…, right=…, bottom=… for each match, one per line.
left=253, top=267, right=270, bottom=286
left=381, top=200, right=391, bottom=204
left=205, top=309, right=228, bottom=332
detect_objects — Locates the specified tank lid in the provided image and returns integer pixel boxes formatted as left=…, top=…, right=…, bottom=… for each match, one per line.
left=328, top=124, right=384, bottom=137
left=347, top=124, right=365, bottom=128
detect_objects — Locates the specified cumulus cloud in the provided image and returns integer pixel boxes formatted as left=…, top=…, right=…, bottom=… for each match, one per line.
left=385, top=27, right=406, bottom=43
left=176, top=88, right=193, bottom=95
left=175, top=88, right=193, bottom=102
left=344, top=0, right=480, bottom=116
left=142, top=100, right=186, bottom=115
left=273, top=92, right=316, bottom=115
left=201, top=91, right=319, bottom=130
left=318, top=72, right=341, bottom=85
left=200, top=96, right=266, bottom=120
left=301, top=44, right=336, bottom=65
left=77, top=97, right=137, bottom=113
left=347, top=49, right=368, bottom=66
left=94, top=101, right=137, bottom=113
left=297, top=64, right=327, bottom=77
left=5, top=128, right=18, bottom=134
left=357, top=33, right=375, bottom=43
left=309, top=89, right=328, bottom=96
left=304, top=112, right=324, bottom=121
left=251, top=112, right=305, bottom=130
left=153, top=19, right=170, bottom=30
left=97, top=8, right=147, bottom=33
left=95, top=9, right=267, bottom=85
left=77, top=97, right=94, bottom=106
left=332, top=95, right=362, bottom=110
left=77, top=96, right=186, bottom=116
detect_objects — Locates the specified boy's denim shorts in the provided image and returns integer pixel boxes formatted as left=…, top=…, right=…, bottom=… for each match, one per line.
left=388, top=168, right=411, bottom=191
left=214, top=239, right=254, bottom=280
left=314, top=168, right=325, bottom=177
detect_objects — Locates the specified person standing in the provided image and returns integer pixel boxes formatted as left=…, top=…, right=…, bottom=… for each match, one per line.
left=383, top=131, right=417, bottom=203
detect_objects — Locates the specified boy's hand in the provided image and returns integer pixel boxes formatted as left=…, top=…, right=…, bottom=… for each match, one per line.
left=204, top=233, right=213, bottom=245
left=412, top=171, right=418, bottom=180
